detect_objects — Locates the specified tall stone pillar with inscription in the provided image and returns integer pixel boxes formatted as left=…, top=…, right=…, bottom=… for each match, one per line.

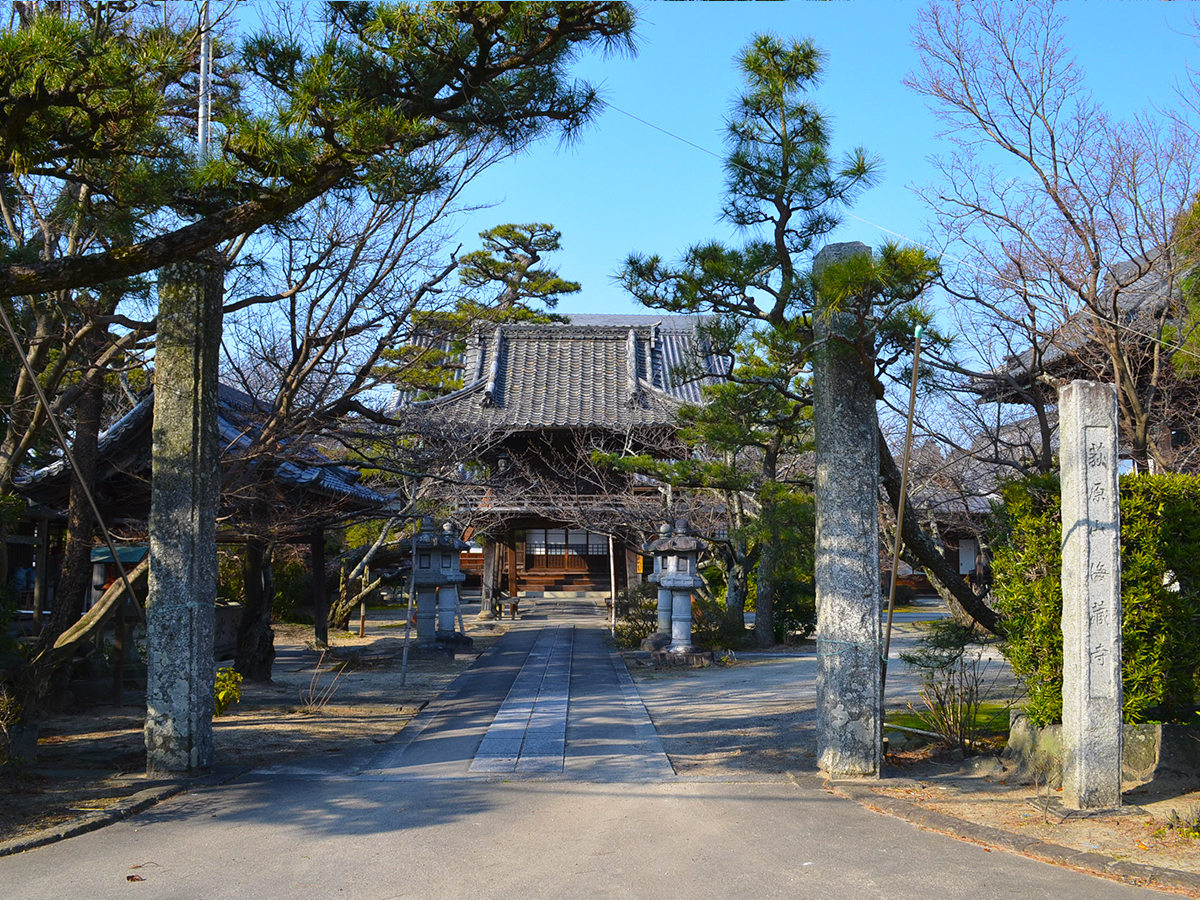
left=813, top=242, right=882, bottom=778
left=1059, top=380, right=1123, bottom=809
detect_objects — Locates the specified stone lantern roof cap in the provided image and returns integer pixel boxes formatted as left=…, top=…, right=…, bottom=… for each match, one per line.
left=646, top=518, right=703, bottom=553
left=413, top=516, right=470, bottom=552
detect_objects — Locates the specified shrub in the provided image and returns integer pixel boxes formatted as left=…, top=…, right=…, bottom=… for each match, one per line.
left=613, top=581, right=659, bottom=648
left=213, top=667, right=243, bottom=718
left=772, top=578, right=816, bottom=642
left=271, top=556, right=311, bottom=623
left=900, top=620, right=1003, bottom=755
left=990, top=473, right=1200, bottom=725
left=889, top=583, right=918, bottom=608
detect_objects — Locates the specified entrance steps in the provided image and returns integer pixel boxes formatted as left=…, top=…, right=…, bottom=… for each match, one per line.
left=520, top=590, right=612, bottom=600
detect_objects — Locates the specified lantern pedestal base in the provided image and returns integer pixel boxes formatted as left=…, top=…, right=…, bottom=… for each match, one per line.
left=640, top=634, right=671, bottom=652
left=650, top=649, right=714, bottom=668
left=436, top=631, right=475, bottom=651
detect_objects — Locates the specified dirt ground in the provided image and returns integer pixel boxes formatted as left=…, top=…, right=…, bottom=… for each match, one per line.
left=0, top=619, right=506, bottom=846
left=3, top=619, right=1198, bottom=890
left=869, top=760, right=1200, bottom=882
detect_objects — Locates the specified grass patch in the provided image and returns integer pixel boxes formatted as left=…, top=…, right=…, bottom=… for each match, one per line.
left=886, top=701, right=1010, bottom=743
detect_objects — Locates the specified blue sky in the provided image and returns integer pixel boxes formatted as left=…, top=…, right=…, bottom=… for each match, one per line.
left=447, top=2, right=1199, bottom=318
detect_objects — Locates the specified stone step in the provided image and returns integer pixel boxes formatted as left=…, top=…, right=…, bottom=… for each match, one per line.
left=520, top=590, right=612, bottom=600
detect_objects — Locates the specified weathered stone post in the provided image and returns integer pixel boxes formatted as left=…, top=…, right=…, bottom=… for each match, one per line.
left=145, top=255, right=223, bottom=774
left=1059, top=380, right=1123, bottom=809
left=813, top=241, right=882, bottom=778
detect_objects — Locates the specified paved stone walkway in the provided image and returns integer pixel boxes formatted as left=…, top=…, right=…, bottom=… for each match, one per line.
left=357, top=600, right=673, bottom=783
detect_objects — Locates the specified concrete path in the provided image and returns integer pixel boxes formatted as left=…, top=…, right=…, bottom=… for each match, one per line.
left=0, top=600, right=1168, bottom=899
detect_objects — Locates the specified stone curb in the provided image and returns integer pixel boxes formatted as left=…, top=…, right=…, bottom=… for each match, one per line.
left=0, top=766, right=248, bottom=859
left=807, top=773, right=1200, bottom=896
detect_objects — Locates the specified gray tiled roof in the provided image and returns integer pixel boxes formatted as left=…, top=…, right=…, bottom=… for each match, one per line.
left=972, top=255, right=1182, bottom=400
left=17, top=384, right=385, bottom=509
left=404, top=315, right=722, bottom=431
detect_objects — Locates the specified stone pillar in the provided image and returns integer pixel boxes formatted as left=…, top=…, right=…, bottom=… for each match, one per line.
left=669, top=589, right=694, bottom=653
left=145, top=255, right=223, bottom=775
left=32, top=515, right=48, bottom=626
left=646, top=522, right=673, bottom=637
left=414, top=584, right=438, bottom=647
left=657, top=587, right=673, bottom=636
left=310, top=530, right=328, bottom=648
left=813, top=241, right=882, bottom=778
left=1059, top=380, right=1123, bottom=809
left=437, top=585, right=457, bottom=633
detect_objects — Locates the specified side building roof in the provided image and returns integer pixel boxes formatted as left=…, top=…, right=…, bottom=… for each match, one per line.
left=17, top=384, right=386, bottom=521
left=970, top=255, right=1182, bottom=402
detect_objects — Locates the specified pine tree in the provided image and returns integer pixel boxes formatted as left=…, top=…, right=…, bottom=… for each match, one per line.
left=621, top=34, right=937, bottom=645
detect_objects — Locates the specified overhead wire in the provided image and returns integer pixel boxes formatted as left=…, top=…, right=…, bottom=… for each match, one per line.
left=605, top=102, right=1200, bottom=368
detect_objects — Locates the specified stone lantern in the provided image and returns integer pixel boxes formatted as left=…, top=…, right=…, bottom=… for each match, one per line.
left=644, top=522, right=674, bottom=643
left=647, top=518, right=704, bottom=653
left=412, top=517, right=469, bottom=649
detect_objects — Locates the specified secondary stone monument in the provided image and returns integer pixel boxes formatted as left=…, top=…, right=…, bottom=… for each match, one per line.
left=412, top=518, right=471, bottom=651
left=640, top=522, right=675, bottom=652
left=145, top=255, right=223, bottom=774
left=1059, top=380, right=1123, bottom=809
left=813, top=241, right=882, bottom=778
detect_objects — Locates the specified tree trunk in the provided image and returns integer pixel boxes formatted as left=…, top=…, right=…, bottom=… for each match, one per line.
left=40, top=368, right=104, bottom=648
left=754, top=534, right=778, bottom=647
left=235, top=539, right=276, bottom=682
left=877, top=427, right=1004, bottom=635
left=723, top=554, right=749, bottom=634
left=311, top=530, right=328, bottom=647
left=753, top=451, right=782, bottom=647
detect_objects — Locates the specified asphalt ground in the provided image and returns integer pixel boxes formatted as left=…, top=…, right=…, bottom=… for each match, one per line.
left=1, top=597, right=1193, bottom=898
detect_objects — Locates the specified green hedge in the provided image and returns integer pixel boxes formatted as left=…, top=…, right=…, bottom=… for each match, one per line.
left=991, top=473, right=1200, bottom=726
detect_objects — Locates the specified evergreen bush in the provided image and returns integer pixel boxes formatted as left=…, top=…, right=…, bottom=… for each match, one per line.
left=613, top=581, right=659, bottom=648
left=990, top=473, right=1200, bottom=726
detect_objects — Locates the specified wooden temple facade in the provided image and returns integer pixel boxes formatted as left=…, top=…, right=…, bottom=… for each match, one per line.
left=402, top=314, right=723, bottom=607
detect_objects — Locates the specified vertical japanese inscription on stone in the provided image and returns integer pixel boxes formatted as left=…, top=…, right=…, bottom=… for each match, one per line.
left=1084, top=427, right=1118, bottom=701
left=1059, top=381, right=1122, bottom=809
